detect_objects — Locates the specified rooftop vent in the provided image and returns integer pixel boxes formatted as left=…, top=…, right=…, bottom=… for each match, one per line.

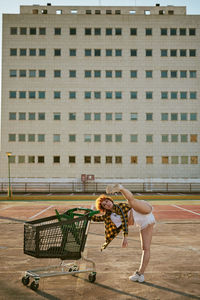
left=47, top=3, right=51, bottom=5
left=156, top=3, right=160, bottom=6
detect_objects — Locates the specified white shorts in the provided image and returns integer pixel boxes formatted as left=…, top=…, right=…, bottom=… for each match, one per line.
left=129, top=208, right=156, bottom=230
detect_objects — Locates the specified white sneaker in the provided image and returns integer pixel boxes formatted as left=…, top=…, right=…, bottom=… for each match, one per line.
left=106, top=184, right=123, bottom=194
left=129, top=271, right=145, bottom=283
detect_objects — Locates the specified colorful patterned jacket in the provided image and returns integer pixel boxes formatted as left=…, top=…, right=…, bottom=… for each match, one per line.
left=91, top=203, right=131, bottom=250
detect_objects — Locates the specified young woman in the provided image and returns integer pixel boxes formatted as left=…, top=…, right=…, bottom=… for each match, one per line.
left=91, top=184, right=155, bottom=282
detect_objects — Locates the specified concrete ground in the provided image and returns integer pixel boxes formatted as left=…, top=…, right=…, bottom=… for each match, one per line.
left=0, top=200, right=200, bottom=300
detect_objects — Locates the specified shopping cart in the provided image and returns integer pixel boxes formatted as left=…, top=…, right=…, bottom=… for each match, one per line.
left=21, top=208, right=99, bottom=291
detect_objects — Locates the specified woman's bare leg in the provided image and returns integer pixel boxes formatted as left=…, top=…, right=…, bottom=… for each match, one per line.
left=138, top=224, right=154, bottom=274
left=119, top=186, right=152, bottom=214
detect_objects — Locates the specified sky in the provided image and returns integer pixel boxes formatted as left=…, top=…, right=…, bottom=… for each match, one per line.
left=0, top=0, right=200, bottom=123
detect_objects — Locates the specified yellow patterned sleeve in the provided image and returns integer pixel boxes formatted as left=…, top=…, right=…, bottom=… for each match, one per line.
left=91, top=215, right=105, bottom=222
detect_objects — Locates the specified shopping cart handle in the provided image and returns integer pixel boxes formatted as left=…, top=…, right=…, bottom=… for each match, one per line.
left=55, top=208, right=99, bottom=220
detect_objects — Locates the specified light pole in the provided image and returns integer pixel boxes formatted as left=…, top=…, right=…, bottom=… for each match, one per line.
left=6, top=152, right=12, bottom=198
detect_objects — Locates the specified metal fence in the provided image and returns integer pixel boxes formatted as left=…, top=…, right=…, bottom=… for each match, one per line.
left=0, top=181, right=200, bottom=194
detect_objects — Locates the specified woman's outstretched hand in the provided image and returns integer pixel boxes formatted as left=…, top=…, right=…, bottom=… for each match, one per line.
left=122, top=236, right=128, bottom=248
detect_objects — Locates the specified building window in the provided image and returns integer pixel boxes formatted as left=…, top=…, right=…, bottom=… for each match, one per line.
left=53, top=156, right=60, bottom=163
left=20, top=27, right=27, bottom=35
left=130, top=134, right=138, bottom=142
left=54, top=91, right=61, bottom=99
left=146, top=28, right=152, bottom=35
left=28, top=91, right=36, bottom=99
left=161, top=92, right=168, bottom=99
left=146, top=49, right=152, bottom=56
left=38, top=91, right=45, bottom=99
left=10, top=27, right=17, bottom=35
left=130, top=49, right=137, bottom=56
left=146, top=156, right=153, bottom=164
left=146, top=91, right=153, bottom=99
left=70, top=28, right=76, bottom=35
left=84, top=134, right=91, bottom=142
left=180, top=28, right=186, bottom=35
left=9, top=112, right=16, bottom=120
left=94, top=156, right=101, bottom=164
left=9, top=134, right=16, bottom=142
left=39, top=27, right=46, bottom=35
left=106, top=49, right=112, bottom=56
left=85, top=49, right=92, bottom=56
left=18, top=156, right=25, bottom=163
left=189, top=49, right=196, bottom=56
left=28, top=134, right=35, bottom=142
left=19, top=70, right=26, bottom=77
left=115, top=156, right=122, bottom=164
left=181, top=156, right=188, bottom=164
left=115, top=113, right=122, bottom=120
left=115, top=49, right=122, bottom=56
left=38, top=156, right=45, bottom=163
left=85, top=91, right=91, bottom=99
left=146, top=70, right=153, bottom=78
left=38, top=134, right=45, bottom=142
left=94, top=49, right=101, bottom=56
left=131, top=156, right=137, bottom=164
left=180, top=70, right=187, bottom=78
left=69, top=134, right=76, bottom=142
left=115, top=28, right=122, bottom=35
left=95, top=10, right=101, bottom=14
left=180, top=49, right=187, bottom=57
left=180, top=92, right=187, bottom=100
left=189, top=28, right=196, bottom=35
left=85, top=28, right=92, bottom=35
left=106, top=28, right=112, bottom=35
left=85, top=70, right=92, bottom=78
left=130, top=70, right=137, bottom=78
left=69, top=91, right=76, bottom=99
left=53, top=113, right=61, bottom=120
left=10, top=70, right=17, bottom=77
left=191, top=156, right=198, bottom=164
left=69, top=113, right=76, bottom=120
left=69, top=49, right=76, bottom=56
left=84, top=156, right=91, bottom=163
left=115, top=134, right=122, bottom=142
left=106, top=113, right=112, bottom=120
left=161, top=28, right=167, bottom=35
left=69, top=156, right=76, bottom=163
left=54, top=49, right=61, bottom=56
left=39, top=49, right=46, bottom=56
left=19, top=112, right=26, bottom=120
left=171, top=92, right=178, bottom=100
left=30, top=27, right=36, bottom=35
left=180, top=134, right=188, bottom=143
left=84, top=113, right=91, bottom=120
left=190, top=71, right=196, bottom=78
left=29, top=48, right=36, bottom=56
left=20, top=49, right=27, bottom=56
left=171, top=113, right=178, bottom=121
left=130, top=113, right=138, bottom=120
left=171, top=156, right=179, bottom=164
left=54, top=70, right=61, bottom=78
left=161, top=49, right=168, bottom=57
left=162, top=135, right=169, bottom=142
left=94, top=91, right=101, bottom=99
left=190, top=92, right=197, bottom=99
left=10, top=48, right=17, bottom=56
left=38, top=113, right=45, bottom=120
left=106, top=70, right=112, bottom=78
left=130, top=28, right=137, bottom=35
left=106, top=156, right=112, bottom=164
left=105, top=134, right=112, bottom=142
left=115, top=91, right=122, bottom=99
left=190, top=134, right=197, bottom=143
left=94, top=134, right=101, bottom=142
left=146, top=113, right=153, bottom=121
left=170, top=28, right=177, bottom=35
left=146, top=135, right=153, bottom=142
left=28, top=156, right=35, bottom=163
left=171, top=134, right=178, bottom=142
left=171, top=70, right=177, bottom=78
left=170, top=49, right=177, bottom=56
left=190, top=113, right=197, bottom=121
left=29, top=70, right=36, bottom=77
left=53, top=134, right=60, bottom=142
left=69, top=70, right=76, bottom=77
left=54, top=27, right=61, bottom=35
left=94, top=113, right=101, bottom=120
left=180, top=113, right=187, bottom=121
left=162, top=156, right=169, bottom=164
left=130, top=91, right=137, bottom=99
left=94, top=70, right=101, bottom=78
left=94, top=28, right=101, bottom=35
left=29, top=113, right=35, bottom=120
left=161, top=70, right=168, bottom=78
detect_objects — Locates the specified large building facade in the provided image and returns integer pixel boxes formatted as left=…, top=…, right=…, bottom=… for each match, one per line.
left=0, top=4, right=199, bottom=181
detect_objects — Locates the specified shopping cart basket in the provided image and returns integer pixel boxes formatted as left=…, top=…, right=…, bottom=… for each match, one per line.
left=21, top=207, right=99, bottom=291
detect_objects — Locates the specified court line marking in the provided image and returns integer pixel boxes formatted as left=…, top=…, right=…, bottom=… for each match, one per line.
left=0, top=205, right=13, bottom=210
left=28, top=205, right=54, bottom=219
left=172, top=204, right=200, bottom=216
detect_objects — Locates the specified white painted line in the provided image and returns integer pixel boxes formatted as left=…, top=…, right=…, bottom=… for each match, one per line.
left=0, top=206, right=13, bottom=210
left=172, top=204, right=200, bottom=216
left=29, top=205, right=54, bottom=220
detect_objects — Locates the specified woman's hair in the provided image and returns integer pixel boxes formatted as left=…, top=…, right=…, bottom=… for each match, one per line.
left=95, top=194, right=113, bottom=212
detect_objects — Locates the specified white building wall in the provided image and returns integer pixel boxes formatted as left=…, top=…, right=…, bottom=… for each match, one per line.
left=0, top=5, right=199, bottom=181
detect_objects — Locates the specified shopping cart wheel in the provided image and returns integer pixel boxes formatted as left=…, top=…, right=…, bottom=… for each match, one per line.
left=88, top=272, right=96, bottom=283
left=22, top=276, right=30, bottom=286
left=30, top=281, right=39, bottom=291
